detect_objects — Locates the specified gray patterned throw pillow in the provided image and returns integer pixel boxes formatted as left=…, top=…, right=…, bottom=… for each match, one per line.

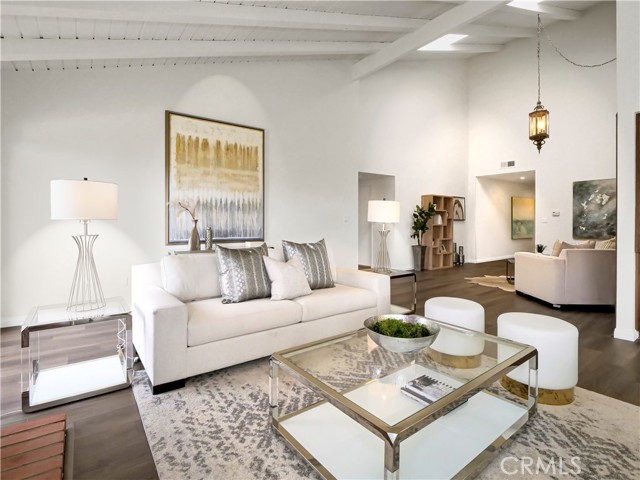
left=216, top=243, right=271, bottom=303
left=282, top=239, right=334, bottom=290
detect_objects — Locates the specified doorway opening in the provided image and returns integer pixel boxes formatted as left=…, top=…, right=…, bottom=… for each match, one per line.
left=358, top=172, right=395, bottom=268
left=474, top=170, right=536, bottom=262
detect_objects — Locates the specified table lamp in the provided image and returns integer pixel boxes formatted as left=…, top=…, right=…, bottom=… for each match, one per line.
left=51, top=178, right=118, bottom=312
left=367, top=200, right=400, bottom=273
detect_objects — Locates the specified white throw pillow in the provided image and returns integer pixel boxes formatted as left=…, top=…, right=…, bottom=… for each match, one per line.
left=161, top=253, right=220, bottom=302
left=263, top=255, right=312, bottom=301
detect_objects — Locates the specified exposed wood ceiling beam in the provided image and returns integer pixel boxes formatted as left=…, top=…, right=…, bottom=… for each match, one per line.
left=352, top=1, right=507, bottom=80
left=456, top=24, right=536, bottom=38
left=1, top=2, right=426, bottom=32
left=0, top=38, right=383, bottom=61
left=503, top=2, right=582, bottom=21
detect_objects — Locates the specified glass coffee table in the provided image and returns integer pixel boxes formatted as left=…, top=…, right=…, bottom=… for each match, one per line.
left=270, top=322, right=537, bottom=480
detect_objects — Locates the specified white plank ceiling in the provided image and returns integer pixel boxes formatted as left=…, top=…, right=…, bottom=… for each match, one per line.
left=0, top=1, right=602, bottom=76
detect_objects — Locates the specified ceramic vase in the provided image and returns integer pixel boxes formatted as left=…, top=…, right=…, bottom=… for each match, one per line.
left=188, top=220, right=201, bottom=251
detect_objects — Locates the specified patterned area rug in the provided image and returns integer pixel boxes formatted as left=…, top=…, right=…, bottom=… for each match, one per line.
left=132, top=358, right=639, bottom=480
left=465, top=275, right=515, bottom=293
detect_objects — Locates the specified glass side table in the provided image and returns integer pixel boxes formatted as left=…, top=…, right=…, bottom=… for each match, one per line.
left=364, top=268, right=417, bottom=314
left=21, top=297, right=133, bottom=413
left=506, top=258, right=515, bottom=284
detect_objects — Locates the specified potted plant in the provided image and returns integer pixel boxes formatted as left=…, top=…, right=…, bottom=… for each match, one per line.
left=411, top=203, right=436, bottom=271
left=536, top=244, right=547, bottom=254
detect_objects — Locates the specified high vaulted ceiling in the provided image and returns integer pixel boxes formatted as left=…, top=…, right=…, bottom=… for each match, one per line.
left=0, top=1, right=602, bottom=75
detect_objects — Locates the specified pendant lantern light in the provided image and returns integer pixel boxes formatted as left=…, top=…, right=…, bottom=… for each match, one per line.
left=529, top=15, right=549, bottom=153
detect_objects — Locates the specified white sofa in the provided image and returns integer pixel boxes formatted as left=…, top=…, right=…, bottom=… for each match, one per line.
left=514, top=249, right=616, bottom=307
left=131, top=247, right=390, bottom=393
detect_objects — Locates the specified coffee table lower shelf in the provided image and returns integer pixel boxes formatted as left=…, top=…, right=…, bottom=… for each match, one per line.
left=276, top=391, right=527, bottom=479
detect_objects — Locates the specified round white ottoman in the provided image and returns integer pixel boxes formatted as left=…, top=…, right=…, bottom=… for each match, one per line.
left=498, top=312, right=578, bottom=405
left=424, top=297, right=485, bottom=368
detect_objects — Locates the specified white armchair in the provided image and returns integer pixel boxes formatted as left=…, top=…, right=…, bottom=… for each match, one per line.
left=514, top=249, right=616, bottom=307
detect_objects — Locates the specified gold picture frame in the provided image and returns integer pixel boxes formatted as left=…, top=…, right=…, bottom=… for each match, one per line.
left=165, top=111, right=264, bottom=245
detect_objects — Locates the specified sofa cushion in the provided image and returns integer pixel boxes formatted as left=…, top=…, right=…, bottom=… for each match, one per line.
left=282, top=239, right=335, bottom=289
left=595, top=236, right=616, bottom=249
left=551, top=240, right=595, bottom=256
left=263, top=255, right=312, bottom=301
left=161, top=253, right=220, bottom=302
left=187, top=297, right=302, bottom=346
left=217, top=243, right=271, bottom=303
left=292, top=284, right=377, bottom=322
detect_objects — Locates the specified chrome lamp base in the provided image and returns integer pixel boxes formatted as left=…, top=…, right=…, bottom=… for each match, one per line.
left=372, top=227, right=391, bottom=274
left=67, top=222, right=106, bottom=312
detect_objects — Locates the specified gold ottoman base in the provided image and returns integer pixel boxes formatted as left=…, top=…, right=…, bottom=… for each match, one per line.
left=501, top=376, right=575, bottom=405
left=427, top=348, right=482, bottom=369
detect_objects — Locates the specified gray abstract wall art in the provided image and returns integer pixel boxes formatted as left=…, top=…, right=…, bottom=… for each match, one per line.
left=573, top=179, right=616, bottom=239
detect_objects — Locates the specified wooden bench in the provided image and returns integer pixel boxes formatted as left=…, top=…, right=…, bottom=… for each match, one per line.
left=1, top=413, right=70, bottom=480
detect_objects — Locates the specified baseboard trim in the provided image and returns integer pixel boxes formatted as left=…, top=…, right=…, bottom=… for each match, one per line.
left=613, top=327, right=640, bottom=342
left=1, top=315, right=24, bottom=329
left=475, top=255, right=516, bottom=263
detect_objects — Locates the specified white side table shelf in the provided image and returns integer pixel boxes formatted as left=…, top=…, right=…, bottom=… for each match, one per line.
left=21, top=297, right=133, bottom=413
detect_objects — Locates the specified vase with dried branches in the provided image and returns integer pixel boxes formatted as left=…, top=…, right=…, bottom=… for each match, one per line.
left=179, top=202, right=201, bottom=251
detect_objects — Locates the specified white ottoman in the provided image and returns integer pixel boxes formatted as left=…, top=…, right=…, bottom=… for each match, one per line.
left=498, top=312, right=578, bottom=405
left=424, top=297, right=485, bottom=368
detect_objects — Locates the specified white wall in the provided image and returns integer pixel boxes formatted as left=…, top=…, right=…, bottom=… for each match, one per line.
left=1, top=61, right=359, bottom=325
left=356, top=60, right=469, bottom=270
left=1, top=57, right=471, bottom=325
left=468, top=2, right=617, bottom=259
left=614, top=0, right=640, bottom=342
left=475, top=178, right=535, bottom=261
left=3, top=1, right=632, bottom=335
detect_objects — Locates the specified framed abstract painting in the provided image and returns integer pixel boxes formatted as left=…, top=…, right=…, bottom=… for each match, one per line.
left=165, top=111, right=264, bottom=245
left=511, top=197, right=535, bottom=240
left=453, top=196, right=465, bottom=221
left=572, top=179, right=616, bottom=240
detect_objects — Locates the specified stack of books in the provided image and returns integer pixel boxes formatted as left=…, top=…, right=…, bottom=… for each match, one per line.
left=401, top=374, right=456, bottom=405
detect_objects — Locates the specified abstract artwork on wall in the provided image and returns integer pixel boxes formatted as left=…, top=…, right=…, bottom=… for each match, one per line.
left=511, top=197, right=535, bottom=240
left=453, top=196, right=465, bottom=221
left=165, top=111, right=264, bottom=245
left=572, top=179, right=616, bottom=240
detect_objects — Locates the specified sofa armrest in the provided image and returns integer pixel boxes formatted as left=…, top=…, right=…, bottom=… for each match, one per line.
left=335, top=268, right=390, bottom=315
left=514, top=252, right=566, bottom=305
left=132, top=285, right=188, bottom=387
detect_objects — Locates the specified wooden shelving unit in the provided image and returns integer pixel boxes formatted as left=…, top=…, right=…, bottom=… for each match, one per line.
left=421, top=194, right=454, bottom=270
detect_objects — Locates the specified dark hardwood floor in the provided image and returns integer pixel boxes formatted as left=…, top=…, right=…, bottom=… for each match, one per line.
left=1, top=260, right=638, bottom=479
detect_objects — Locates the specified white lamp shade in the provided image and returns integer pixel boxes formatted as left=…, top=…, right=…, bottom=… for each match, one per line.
left=368, top=200, right=400, bottom=224
left=51, top=179, right=118, bottom=220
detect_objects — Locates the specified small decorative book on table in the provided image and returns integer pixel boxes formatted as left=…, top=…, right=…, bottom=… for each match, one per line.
left=401, top=374, right=456, bottom=405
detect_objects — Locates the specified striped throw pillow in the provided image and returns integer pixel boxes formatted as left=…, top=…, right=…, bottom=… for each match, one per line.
left=216, top=243, right=271, bottom=303
left=282, top=239, right=335, bottom=290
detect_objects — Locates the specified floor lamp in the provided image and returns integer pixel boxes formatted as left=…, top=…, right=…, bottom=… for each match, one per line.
left=51, top=178, right=118, bottom=312
left=368, top=200, right=400, bottom=273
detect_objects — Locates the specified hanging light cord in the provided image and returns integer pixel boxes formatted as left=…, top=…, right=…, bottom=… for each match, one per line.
left=539, top=15, right=616, bottom=68
left=536, top=15, right=541, bottom=103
